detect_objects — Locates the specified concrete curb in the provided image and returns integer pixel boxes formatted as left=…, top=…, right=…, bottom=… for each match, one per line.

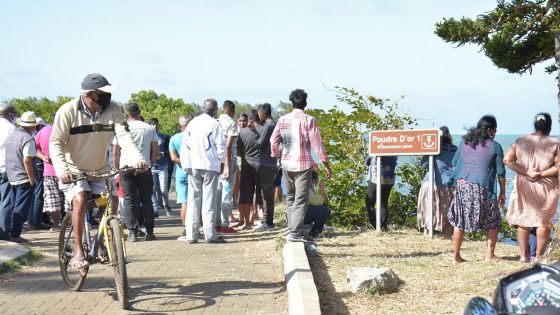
left=0, top=240, right=30, bottom=272
left=283, top=241, right=321, bottom=315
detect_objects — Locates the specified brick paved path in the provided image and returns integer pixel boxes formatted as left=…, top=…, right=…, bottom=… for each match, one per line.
left=0, top=205, right=286, bottom=314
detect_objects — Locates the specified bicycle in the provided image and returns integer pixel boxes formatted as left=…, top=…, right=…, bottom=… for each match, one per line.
left=58, top=167, right=135, bottom=310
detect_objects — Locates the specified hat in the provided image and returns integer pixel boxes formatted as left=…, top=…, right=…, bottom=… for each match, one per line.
left=81, top=73, right=118, bottom=93
left=17, top=111, right=39, bottom=127
left=36, top=117, right=46, bottom=126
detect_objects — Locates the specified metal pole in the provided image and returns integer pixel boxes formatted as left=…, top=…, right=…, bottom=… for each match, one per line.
left=376, top=156, right=382, bottom=232
left=428, top=155, right=434, bottom=238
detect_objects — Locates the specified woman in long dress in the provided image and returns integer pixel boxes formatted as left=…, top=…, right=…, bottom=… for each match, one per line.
left=504, top=112, right=560, bottom=262
left=448, top=115, right=506, bottom=264
left=417, top=126, right=456, bottom=238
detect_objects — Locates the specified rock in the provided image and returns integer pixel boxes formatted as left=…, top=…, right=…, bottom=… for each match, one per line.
left=347, top=266, right=400, bottom=294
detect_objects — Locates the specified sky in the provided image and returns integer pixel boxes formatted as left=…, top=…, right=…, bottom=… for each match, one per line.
left=0, top=0, right=557, bottom=134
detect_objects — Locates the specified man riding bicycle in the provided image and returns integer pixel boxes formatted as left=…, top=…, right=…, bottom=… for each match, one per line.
left=50, top=73, right=148, bottom=269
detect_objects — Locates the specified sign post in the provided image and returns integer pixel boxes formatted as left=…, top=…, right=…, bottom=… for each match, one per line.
left=369, top=129, right=441, bottom=234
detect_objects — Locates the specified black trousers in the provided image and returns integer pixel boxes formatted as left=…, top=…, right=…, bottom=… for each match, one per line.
left=259, top=166, right=276, bottom=226
left=121, top=171, right=154, bottom=233
left=365, top=182, right=393, bottom=230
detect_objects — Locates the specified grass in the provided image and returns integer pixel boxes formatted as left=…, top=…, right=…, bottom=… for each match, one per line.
left=0, top=248, right=43, bottom=273
left=308, top=228, right=527, bottom=315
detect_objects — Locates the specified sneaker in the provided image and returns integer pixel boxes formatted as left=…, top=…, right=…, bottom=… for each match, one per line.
left=128, top=230, right=138, bottom=242
left=219, top=227, right=238, bottom=234
left=137, top=230, right=146, bottom=238
left=252, top=222, right=268, bottom=232
left=10, top=236, right=29, bottom=244
left=164, top=205, right=172, bottom=217
left=287, top=234, right=313, bottom=243
left=145, top=233, right=156, bottom=241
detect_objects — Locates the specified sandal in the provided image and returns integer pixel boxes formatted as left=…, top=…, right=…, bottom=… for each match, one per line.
left=69, top=256, right=89, bottom=270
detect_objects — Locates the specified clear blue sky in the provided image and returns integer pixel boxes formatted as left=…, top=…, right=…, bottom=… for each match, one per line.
left=0, top=0, right=556, bottom=134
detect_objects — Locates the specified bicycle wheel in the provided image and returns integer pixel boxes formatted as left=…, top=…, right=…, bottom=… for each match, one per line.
left=108, top=218, right=129, bottom=309
left=58, top=211, right=88, bottom=290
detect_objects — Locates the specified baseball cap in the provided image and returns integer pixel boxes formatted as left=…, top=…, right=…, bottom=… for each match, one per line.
left=81, top=73, right=118, bottom=93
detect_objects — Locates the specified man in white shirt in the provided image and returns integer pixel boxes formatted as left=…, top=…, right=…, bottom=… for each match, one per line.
left=215, top=100, right=239, bottom=234
left=0, top=104, right=16, bottom=241
left=180, top=99, right=226, bottom=243
left=113, top=103, right=159, bottom=242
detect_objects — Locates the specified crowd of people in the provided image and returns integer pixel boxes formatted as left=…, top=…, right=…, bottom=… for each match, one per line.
left=0, top=74, right=333, bottom=269
left=1, top=72, right=558, bottom=268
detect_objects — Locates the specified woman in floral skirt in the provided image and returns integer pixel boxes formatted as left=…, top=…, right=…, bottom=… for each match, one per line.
left=448, top=115, right=506, bottom=264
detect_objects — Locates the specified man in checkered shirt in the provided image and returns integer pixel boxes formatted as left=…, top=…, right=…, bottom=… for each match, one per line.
left=270, top=89, right=332, bottom=242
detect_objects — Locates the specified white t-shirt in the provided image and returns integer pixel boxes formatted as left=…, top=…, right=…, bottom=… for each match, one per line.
left=113, top=120, right=157, bottom=168
left=0, top=118, right=16, bottom=173
left=218, top=114, right=239, bottom=163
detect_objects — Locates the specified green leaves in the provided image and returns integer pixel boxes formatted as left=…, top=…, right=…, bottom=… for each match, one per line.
left=128, top=90, right=196, bottom=135
left=435, top=0, right=559, bottom=74
left=311, top=86, right=417, bottom=227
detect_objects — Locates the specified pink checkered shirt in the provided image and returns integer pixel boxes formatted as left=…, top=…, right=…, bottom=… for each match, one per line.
left=270, top=109, right=329, bottom=172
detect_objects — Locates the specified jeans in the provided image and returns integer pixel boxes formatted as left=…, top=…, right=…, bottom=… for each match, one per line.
left=284, top=168, right=312, bottom=237
left=365, top=182, right=393, bottom=229
left=260, top=166, right=276, bottom=226
left=151, top=168, right=169, bottom=209
left=10, top=182, right=34, bottom=238
left=215, top=167, right=236, bottom=227
left=304, top=204, right=331, bottom=235
left=28, top=162, right=44, bottom=226
left=121, top=171, right=155, bottom=234
left=0, top=173, right=13, bottom=240
left=186, top=169, right=219, bottom=241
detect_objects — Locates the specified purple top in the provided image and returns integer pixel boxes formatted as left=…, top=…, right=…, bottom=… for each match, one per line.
left=35, top=125, right=56, bottom=177
left=450, top=139, right=506, bottom=199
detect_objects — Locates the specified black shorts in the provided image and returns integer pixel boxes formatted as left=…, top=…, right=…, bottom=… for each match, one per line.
left=239, top=161, right=260, bottom=204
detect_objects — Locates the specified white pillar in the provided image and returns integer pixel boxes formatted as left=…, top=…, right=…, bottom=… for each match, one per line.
left=376, top=156, right=382, bottom=232
left=428, top=155, right=434, bottom=238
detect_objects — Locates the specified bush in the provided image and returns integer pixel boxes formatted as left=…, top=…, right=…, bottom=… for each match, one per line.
left=388, top=157, right=424, bottom=228
left=308, top=86, right=416, bottom=228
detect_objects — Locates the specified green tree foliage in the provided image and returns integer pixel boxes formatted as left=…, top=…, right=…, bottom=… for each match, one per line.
left=435, top=0, right=559, bottom=74
left=3, top=96, right=72, bottom=124
left=308, top=86, right=416, bottom=227
left=128, top=90, right=196, bottom=135
left=388, top=157, right=424, bottom=228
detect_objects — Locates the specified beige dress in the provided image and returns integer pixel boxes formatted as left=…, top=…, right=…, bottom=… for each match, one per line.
left=506, top=134, right=560, bottom=228
left=417, top=182, right=454, bottom=233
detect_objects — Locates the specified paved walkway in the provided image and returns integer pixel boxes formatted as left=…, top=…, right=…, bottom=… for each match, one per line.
left=0, top=204, right=286, bottom=314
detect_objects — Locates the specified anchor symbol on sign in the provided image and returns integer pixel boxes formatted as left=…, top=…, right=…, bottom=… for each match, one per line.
left=421, top=135, right=436, bottom=149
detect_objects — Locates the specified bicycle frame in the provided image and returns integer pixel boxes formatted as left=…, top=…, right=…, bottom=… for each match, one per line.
left=82, top=176, right=128, bottom=265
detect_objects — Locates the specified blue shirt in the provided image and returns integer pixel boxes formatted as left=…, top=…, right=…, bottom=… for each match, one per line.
left=450, top=139, right=506, bottom=199
left=152, top=132, right=170, bottom=170
left=421, top=143, right=457, bottom=185
left=366, top=155, right=397, bottom=185
left=169, top=132, right=186, bottom=179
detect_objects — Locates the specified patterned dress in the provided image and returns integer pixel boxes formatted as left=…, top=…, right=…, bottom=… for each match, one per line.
left=506, top=135, right=560, bottom=229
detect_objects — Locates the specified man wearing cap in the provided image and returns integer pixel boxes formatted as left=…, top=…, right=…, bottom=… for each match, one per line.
left=5, top=111, right=39, bottom=244
left=50, top=73, right=148, bottom=269
left=0, top=104, right=17, bottom=241
left=180, top=99, right=226, bottom=244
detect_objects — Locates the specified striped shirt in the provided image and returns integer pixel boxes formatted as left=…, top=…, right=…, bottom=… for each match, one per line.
left=270, top=109, right=328, bottom=172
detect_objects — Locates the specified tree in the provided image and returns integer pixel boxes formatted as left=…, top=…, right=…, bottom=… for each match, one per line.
left=128, top=90, right=196, bottom=135
left=435, top=0, right=560, bottom=121
left=308, top=86, right=416, bottom=227
left=3, top=96, right=72, bottom=123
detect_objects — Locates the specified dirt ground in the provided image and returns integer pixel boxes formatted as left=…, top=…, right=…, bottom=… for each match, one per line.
left=308, top=229, right=529, bottom=315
